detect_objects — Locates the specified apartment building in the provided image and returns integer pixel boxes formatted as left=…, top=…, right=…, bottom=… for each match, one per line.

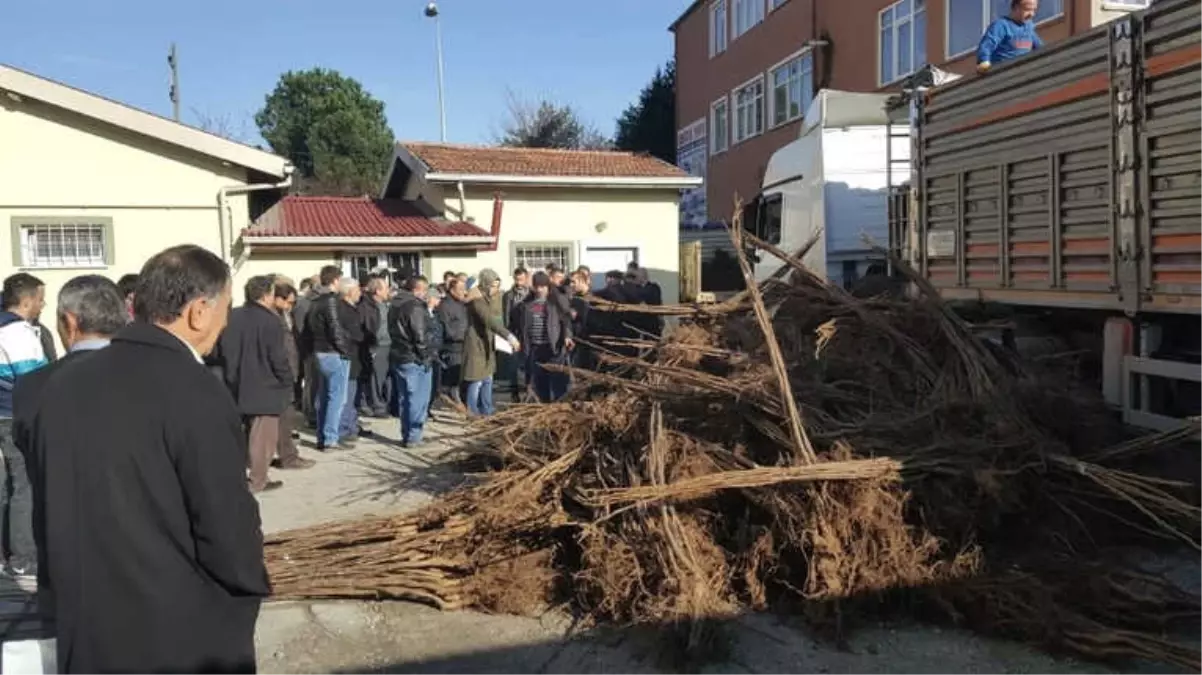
left=671, top=0, right=1153, bottom=225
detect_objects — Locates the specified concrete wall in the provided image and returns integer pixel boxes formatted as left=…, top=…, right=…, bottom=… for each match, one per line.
left=0, top=94, right=263, bottom=351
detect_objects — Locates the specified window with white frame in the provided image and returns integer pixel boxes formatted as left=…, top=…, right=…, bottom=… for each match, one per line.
left=709, top=0, right=728, bottom=57
left=15, top=219, right=110, bottom=268
left=879, top=0, right=927, bottom=85
left=947, top=0, right=1062, bottom=59
left=769, top=50, right=813, bottom=127
left=344, top=252, right=422, bottom=282
left=733, top=76, right=764, bottom=144
left=710, top=97, right=730, bottom=154
left=512, top=243, right=572, bottom=273
left=732, top=0, right=764, bottom=40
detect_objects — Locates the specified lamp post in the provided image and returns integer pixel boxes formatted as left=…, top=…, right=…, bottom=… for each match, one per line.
left=424, top=2, right=447, bottom=142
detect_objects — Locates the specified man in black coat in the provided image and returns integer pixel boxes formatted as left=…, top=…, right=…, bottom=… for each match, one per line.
left=13, top=274, right=127, bottom=602
left=388, top=276, right=432, bottom=447
left=514, top=272, right=574, bottom=402
left=219, top=275, right=299, bottom=493
left=29, top=244, right=269, bottom=674
left=335, top=279, right=365, bottom=444
left=306, top=267, right=352, bottom=450
left=435, top=278, right=469, bottom=404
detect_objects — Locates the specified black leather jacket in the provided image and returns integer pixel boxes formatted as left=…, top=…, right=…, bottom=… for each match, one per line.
left=387, top=291, right=430, bottom=366
left=306, top=291, right=350, bottom=357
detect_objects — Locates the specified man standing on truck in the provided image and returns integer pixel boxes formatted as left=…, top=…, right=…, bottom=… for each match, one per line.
left=976, top=0, right=1043, bottom=73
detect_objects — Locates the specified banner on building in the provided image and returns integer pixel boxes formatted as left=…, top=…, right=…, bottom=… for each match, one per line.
left=676, top=119, right=707, bottom=228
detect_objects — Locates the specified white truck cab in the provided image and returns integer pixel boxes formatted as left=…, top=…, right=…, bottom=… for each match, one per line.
left=744, top=89, right=908, bottom=287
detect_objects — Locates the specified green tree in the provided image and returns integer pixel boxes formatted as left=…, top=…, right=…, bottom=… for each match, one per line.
left=255, top=68, right=394, bottom=196
left=498, top=93, right=610, bottom=150
left=614, top=60, right=676, bottom=164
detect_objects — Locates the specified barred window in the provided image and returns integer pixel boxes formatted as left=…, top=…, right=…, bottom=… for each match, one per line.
left=16, top=220, right=111, bottom=268
left=512, top=243, right=573, bottom=272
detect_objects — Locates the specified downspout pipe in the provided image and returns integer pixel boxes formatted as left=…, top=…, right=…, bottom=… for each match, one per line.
left=217, top=167, right=295, bottom=262
left=483, top=192, right=503, bottom=252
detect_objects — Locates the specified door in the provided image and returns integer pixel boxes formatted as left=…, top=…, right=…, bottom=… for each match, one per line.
left=581, top=246, right=638, bottom=290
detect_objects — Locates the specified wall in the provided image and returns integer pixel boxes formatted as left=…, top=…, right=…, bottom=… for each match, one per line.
left=426, top=186, right=682, bottom=303
left=234, top=250, right=340, bottom=296
left=674, top=0, right=1094, bottom=222
left=0, top=95, right=258, bottom=351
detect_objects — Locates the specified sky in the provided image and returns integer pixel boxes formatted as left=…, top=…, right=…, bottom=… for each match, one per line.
left=2, top=0, right=689, bottom=146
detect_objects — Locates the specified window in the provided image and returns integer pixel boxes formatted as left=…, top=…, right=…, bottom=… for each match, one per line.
left=709, top=0, right=728, bottom=57
left=947, top=0, right=1063, bottom=59
left=14, top=219, right=111, bottom=268
left=512, top=243, right=572, bottom=273
left=732, top=76, right=764, bottom=144
left=732, top=0, right=764, bottom=39
left=769, top=50, right=813, bottom=127
left=710, top=97, right=730, bottom=154
left=879, top=0, right=927, bottom=85
left=344, top=252, right=422, bottom=284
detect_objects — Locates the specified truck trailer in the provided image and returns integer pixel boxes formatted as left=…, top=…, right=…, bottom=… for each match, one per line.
left=889, top=0, right=1200, bottom=431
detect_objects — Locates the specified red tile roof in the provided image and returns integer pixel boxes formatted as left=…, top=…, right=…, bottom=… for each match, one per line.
left=401, top=142, right=691, bottom=180
left=244, top=196, right=490, bottom=239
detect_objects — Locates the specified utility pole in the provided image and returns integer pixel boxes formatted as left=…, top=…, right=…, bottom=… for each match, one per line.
left=167, top=43, right=180, bottom=122
left=424, top=2, right=447, bottom=142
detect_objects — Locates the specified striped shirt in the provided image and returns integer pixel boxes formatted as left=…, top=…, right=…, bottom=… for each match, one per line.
left=528, top=300, right=549, bottom=345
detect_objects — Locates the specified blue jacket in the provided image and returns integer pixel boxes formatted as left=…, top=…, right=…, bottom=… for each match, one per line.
left=977, top=16, right=1042, bottom=66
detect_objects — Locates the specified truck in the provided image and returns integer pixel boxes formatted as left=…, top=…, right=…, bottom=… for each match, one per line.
left=742, top=89, right=912, bottom=288
left=890, top=0, right=1200, bottom=431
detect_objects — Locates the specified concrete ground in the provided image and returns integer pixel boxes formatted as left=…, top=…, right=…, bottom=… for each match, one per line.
left=253, top=412, right=1169, bottom=675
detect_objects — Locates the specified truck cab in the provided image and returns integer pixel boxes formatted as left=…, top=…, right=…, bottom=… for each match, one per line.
left=743, top=90, right=909, bottom=289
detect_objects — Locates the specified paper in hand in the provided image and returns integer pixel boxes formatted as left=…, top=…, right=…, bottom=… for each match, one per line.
left=494, top=334, right=514, bottom=354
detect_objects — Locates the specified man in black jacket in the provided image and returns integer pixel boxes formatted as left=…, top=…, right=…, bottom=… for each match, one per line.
left=515, top=272, right=574, bottom=402
left=14, top=275, right=126, bottom=595
left=306, top=266, right=352, bottom=450
left=499, top=267, right=529, bottom=401
left=29, top=244, right=268, bottom=673
left=388, top=276, right=431, bottom=447
left=219, top=275, right=303, bottom=493
left=435, top=277, right=469, bottom=404
left=335, top=279, right=365, bottom=445
left=356, top=276, right=391, bottom=418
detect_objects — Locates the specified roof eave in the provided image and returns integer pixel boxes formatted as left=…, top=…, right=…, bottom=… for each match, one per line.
left=0, top=64, right=290, bottom=179
left=424, top=172, right=703, bottom=190
left=242, top=235, right=495, bottom=246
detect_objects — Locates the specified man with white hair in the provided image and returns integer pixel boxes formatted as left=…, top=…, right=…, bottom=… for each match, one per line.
left=334, top=277, right=364, bottom=447
left=13, top=275, right=126, bottom=586
left=306, top=269, right=353, bottom=451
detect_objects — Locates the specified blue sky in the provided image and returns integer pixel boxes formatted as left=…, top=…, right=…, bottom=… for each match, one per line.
left=3, top=0, right=687, bottom=146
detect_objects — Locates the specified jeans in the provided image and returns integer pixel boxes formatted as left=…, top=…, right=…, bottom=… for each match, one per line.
left=0, top=421, right=35, bottom=573
left=315, top=352, right=351, bottom=447
left=464, top=377, right=495, bottom=416
left=339, top=379, right=359, bottom=440
left=392, top=363, right=432, bottom=445
left=529, top=345, right=570, bottom=403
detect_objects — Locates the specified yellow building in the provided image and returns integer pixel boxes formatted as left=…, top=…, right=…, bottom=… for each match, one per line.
left=1, top=61, right=701, bottom=355
left=244, top=143, right=701, bottom=299
left=0, top=63, right=292, bottom=350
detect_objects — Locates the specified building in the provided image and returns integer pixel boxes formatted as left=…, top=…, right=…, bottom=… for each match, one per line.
left=671, top=0, right=1153, bottom=224
left=0, top=63, right=291, bottom=349
left=243, top=143, right=702, bottom=302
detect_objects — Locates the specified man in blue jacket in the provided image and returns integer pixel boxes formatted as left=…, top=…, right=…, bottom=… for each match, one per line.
left=977, top=0, right=1043, bottom=73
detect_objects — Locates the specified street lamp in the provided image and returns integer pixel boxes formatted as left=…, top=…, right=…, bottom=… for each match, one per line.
left=424, top=2, right=447, bottom=142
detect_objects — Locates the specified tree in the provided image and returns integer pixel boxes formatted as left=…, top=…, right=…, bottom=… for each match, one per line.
left=498, top=93, right=611, bottom=150
left=192, top=109, right=256, bottom=145
left=255, top=68, right=394, bottom=196
left=614, top=60, right=676, bottom=164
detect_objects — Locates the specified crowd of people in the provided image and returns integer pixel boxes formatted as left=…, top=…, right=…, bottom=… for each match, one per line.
left=0, top=243, right=666, bottom=672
